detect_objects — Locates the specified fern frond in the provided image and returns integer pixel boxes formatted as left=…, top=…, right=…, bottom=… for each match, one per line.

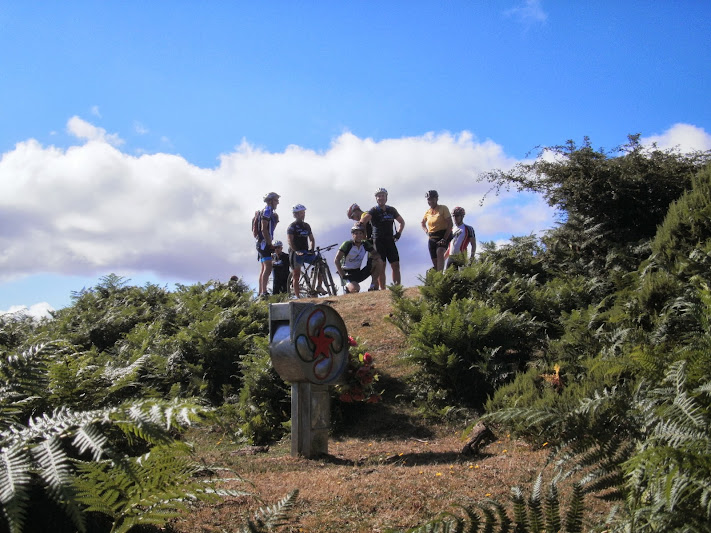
left=0, top=444, right=31, bottom=533
left=562, top=482, right=585, bottom=533
left=511, top=486, right=527, bottom=532
left=544, top=479, right=561, bottom=533
left=527, top=475, right=545, bottom=533
left=246, top=488, right=299, bottom=531
left=71, top=424, right=110, bottom=461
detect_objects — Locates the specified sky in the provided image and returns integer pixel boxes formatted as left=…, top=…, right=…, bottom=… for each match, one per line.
left=2, top=1, right=711, bottom=319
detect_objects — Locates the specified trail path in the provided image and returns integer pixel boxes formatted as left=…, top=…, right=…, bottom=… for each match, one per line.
left=170, top=289, right=569, bottom=533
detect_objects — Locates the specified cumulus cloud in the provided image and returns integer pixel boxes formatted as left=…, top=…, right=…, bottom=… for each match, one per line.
left=67, top=116, right=124, bottom=146
left=641, top=123, right=711, bottom=152
left=1, top=118, right=561, bottom=291
left=0, top=302, right=54, bottom=320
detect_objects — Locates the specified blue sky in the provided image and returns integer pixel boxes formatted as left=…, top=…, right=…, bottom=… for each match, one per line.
left=2, top=1, right=710, bottom=317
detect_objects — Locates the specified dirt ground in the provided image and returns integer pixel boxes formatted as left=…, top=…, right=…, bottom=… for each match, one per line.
left=168, top=288, right=610, bottom=532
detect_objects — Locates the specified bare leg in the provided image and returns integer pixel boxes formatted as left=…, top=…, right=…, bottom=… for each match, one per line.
left=259, top=261, right=273, bottom=294
left=392, top=261, right=401, bottom=285
left=292, top=265, right=301, bottom=298
left=436, top=247, right=446, bottom=271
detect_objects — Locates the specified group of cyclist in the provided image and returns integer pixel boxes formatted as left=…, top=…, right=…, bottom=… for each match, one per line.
left=254, top=187, right=475, bottom=298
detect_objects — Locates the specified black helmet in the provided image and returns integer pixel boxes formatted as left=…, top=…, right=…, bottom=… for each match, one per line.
left=263, top=192, right=280, bottom=202
left=347, top=203, right=361, bottom=219
left=425, top=190, right=438, bottom=199
left=452, top=206, right=465, bottom=217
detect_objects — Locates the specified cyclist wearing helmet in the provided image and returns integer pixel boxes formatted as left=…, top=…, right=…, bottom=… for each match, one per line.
left=287, top=204, right=324, bottom=297
left=360, top=187, right=405, bottom=289
left=421, top=190, right=453, bottom=272
left=445, top=206, right=476, bottom=269
left=346, top=202, right=380, bottom=291
left=334, top=223, right=379, bottom=293
left=271, top=240, right=290, bottom=294
left=257, top=192, right=280, bottom=298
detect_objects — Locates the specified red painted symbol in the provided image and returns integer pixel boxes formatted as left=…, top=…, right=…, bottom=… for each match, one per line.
left=295, top=308, right=346, bottom=383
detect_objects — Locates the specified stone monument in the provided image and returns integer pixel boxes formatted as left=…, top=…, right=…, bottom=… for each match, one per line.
left=269, top=302, right=349, bottom=458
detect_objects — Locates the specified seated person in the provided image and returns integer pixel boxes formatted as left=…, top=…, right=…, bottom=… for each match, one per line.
left=334, top=224, right=378, bottom=293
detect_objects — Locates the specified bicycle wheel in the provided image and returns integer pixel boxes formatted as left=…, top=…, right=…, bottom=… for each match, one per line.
left=320, top=259, right=338, bottom=296
left=287, top=270, right=310, bottom=298
left=306, top=262, right=322, bottom=296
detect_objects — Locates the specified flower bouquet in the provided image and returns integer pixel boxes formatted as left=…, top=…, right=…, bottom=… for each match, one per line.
left=335, top=336, right=382, bottom=403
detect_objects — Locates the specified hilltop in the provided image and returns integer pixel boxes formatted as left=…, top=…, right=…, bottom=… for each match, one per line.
left=167, top=288, right=588, bottom=533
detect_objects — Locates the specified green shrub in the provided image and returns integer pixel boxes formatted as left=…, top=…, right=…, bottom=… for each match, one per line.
left=400, top=297, right=543, bottom=412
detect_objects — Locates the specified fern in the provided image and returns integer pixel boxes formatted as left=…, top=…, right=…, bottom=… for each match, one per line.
left=239, top=489, right=299, bottom=532
left=622, top=361, right=711, bottom=532
left=0, top=377, right=211, bottom=533
left=386, top=476, right=588, bottom=533
left=75, top=443, right=250, bottom=533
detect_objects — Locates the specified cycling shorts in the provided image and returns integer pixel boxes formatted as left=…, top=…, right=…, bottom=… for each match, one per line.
left=290, top=250, right=317, bottom=269
left=428, top=230, right=450, bottom=259
left=256, top=240, right=273, bottom=262
left=374, top=238, right=400, bottom=264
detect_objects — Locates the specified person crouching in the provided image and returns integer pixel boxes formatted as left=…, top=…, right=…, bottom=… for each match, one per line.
left=334, top=224, right=377, bottom=293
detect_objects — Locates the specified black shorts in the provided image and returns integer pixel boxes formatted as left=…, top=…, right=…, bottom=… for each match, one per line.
left=428, top=230, right=449, bottom=259
left=256, top=240, right=272, bottom=261
left=343, top=264, right=372, bottom=284
left=373, top=238, right=399, bottom=264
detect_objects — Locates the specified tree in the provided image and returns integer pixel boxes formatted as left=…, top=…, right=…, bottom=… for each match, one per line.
left=482, top=135, right=711, bottom=246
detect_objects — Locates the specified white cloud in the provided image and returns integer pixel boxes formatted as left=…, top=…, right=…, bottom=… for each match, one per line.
left=0, top=118, right=562, bottom=292
left=134, top=121, right=149, bottom=135
left=67, top=116, right=124, bottom=146
left=641, top=123, right=711, bottom=152
left=1, top=302, right=54, bottom=320
left=505, top=0, right=548, bottom=24
left=90, top=105, right=101, bottom=118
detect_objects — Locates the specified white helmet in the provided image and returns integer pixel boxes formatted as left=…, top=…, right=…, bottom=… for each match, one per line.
left=374, top=187, right=388, bottom=196
left=292, top=204, right=306, bottom=213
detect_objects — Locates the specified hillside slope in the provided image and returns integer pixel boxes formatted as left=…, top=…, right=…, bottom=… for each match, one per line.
left=169, top=289, right=600, bottom=533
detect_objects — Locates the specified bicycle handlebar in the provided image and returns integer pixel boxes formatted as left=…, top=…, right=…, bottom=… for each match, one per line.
left=314, top=243, right=339, bottom=253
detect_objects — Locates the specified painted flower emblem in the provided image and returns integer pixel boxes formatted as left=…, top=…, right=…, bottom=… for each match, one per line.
left=295, top=308, right=345, bottom=382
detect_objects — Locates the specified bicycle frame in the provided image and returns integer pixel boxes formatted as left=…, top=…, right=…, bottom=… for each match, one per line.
left=287, top=244, right=339, bottom=298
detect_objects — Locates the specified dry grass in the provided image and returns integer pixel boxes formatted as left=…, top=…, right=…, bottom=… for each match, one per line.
left=168, top=288, right=611, bottom=532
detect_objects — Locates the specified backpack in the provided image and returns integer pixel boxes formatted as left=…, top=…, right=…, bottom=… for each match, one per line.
left=251, top=210, right=261, bottom=239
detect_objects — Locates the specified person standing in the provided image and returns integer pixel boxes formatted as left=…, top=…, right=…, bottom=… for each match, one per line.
left=445, top=206, right=477, bottom=269
left=287, top=204, right=324, bottom=297
left=256, top=192, right=280, bottom=298
left=421, top=190, right=453, bottom=272
left=271, top=240, right=290, bottom=294
left=360, top=188, right=405, bottom=289
left=334, top=224, right=378, bottom=293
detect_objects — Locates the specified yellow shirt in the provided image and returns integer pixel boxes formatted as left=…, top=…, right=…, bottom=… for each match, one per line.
left=422, top=205, right=451, bottom=233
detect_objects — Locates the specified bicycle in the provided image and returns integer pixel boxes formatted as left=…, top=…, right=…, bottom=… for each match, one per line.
left=287, top=244, right=339, bottom=298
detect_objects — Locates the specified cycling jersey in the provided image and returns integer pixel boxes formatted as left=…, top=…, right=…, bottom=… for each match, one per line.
left=287, top=220, right=312, bottom=251
left=446, top=223, right=476, bottom=258
left=367, top=205, right=401, bottom=240
left=257, top=205, right=278, bottom=242
left=339, top=240, right=374, bottom=270
left=422, top=205, right=451, bottom=234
